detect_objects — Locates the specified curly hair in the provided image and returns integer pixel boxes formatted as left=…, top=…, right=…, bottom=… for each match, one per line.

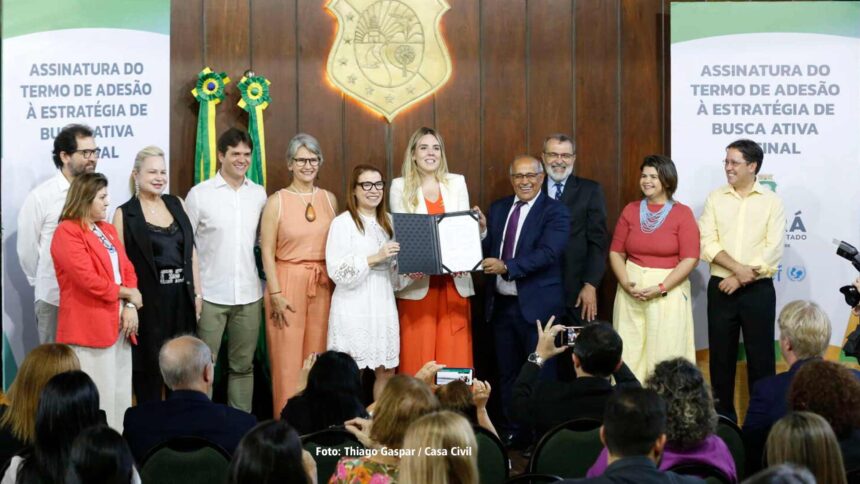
left=788, top=359, right=860, bottom=439
left=644, top=358, right=717, bottom=448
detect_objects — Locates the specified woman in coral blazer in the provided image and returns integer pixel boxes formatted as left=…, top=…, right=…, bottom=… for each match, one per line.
left=51, top=172, right=141, bottom=431
left=389, top=127, right=482, bottom=375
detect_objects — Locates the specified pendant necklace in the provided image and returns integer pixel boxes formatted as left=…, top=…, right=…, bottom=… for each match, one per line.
left=290, top=186, right=317, bottom=222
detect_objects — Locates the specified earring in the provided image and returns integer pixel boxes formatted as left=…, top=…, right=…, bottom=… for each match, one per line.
left=134, top=180, right=140, bottom=196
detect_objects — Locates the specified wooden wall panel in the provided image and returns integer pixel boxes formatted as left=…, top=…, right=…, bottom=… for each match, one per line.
left=251, top=0, right=297, bottom=194
left=434, top=0, right=481, bottom=206
left=481, top=0, right=528, bottom=204
left=296, top=0, right=345, bottom=202
left=527, top=0, right=575, bottom=157
left=204, top=0, right=251, bottom=136
left=169, top=0, right=203, bottom=197
left=343, top=99, right=388, bottom=184
left=621, top=0, right=665, bottom=203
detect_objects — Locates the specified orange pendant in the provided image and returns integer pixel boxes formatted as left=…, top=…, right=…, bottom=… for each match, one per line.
left=305, top=203, right=316, bottom=222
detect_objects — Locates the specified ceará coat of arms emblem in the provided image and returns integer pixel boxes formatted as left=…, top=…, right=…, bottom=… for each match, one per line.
left=326, top=0, right=453, bottom=121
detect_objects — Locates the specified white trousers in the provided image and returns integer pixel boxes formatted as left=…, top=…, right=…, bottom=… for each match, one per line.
left=71, top=334, right=132, bottom=432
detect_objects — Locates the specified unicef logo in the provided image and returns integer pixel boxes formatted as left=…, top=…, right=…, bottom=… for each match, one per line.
left=787, top=266, right=807, bottom=282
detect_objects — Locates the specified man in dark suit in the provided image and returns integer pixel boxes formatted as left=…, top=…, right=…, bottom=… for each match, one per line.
left=482, top=154, right=570, bottom=444
left=122, top=335, right=257, bottom=463
left=743, top=300, right=860, bottom=475
left=512, top=320, right=639, bottom=435
left=561, top=388, right=702, bottom=484
left=540, top=134, right=609, bottom=324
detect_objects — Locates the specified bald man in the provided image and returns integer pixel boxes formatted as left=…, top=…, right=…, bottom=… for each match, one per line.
left=481, top=155, right=570, bottom=447
left=122, top=335, right=256, bottom=463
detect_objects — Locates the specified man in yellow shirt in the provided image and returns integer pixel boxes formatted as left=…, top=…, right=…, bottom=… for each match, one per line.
left=698, top=139, right=785, bottom=421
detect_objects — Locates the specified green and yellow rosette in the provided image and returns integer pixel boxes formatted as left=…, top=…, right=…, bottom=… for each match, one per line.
left=191, top=67, right=230, bottom=183
left=237, top=73, right=271, bottom=187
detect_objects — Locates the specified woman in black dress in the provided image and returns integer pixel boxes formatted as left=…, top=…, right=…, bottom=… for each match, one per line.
left=113, top=145, right=200, bottom=403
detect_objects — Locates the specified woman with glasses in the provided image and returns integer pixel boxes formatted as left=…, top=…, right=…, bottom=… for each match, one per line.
left=608, top=155, right=700, bottom=382
left=50, top=173, right=141, bottom=430
left=113, top=146, right=199, bottom=404
left=389, top=127, right=481, bottom=376
left=260, top=133, right=338, bottom=418
left=326, top=165, right=401, bottom=400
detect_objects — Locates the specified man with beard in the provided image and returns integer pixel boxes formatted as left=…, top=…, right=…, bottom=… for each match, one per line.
left=540, top=134, right=609, bottom=325
left=18, top=124, right=99, bottom=342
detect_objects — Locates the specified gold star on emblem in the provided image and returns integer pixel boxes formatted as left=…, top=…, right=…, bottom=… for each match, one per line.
left=385, top=94, right=395, bottom=104
left=365, top=86, right=374, bottom=95
left=347, top=74, right=357, bottom=84
left=346, top=13, right=354, bottom=21
left=345, top=38, right=352, bottom=45
left=339, top=58, right=348, bottom=66
left=406, top=87, right=416, bottom=95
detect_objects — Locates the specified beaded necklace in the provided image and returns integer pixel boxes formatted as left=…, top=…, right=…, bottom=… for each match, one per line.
left=639, top=199, right=674, bottom=233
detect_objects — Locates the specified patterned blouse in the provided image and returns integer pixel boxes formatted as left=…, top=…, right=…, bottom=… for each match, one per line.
left=328, top=457, right=398, bottom=484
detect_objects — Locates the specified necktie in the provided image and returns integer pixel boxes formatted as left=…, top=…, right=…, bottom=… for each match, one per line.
left=501, top=201, right=526, bottom=260
left=554, top=182, right=563, bottom=201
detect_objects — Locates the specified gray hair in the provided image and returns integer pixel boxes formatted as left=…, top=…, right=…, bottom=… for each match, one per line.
left=542, top=133, right=576, bottom=154
left=159, top=335, right=212, bottom=390
left=509, top=155, right=544, bottom=175
left=778, top=300, right=831, bottom=360
left=286, top=133, right=324, bottom=166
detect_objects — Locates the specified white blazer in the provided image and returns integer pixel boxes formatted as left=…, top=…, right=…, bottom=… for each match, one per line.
left=389, top=173, right=476, bottom=300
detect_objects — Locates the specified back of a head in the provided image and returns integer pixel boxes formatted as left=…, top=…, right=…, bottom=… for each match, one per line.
left=645, top=358, right=717, bottom=448
left=159, top=335, right=211, bottom=391
left=370, top=375, right=440, bottom=450
left=602, top=387, right=666, bottom=458
left=0, top=343, right=80, bottom=442
left=226, top=420, right=308, bottom=484
left=788, top=359, right=860, bottom=439
left=436, top=381, right=478, bottom=425
left=778, top=300, right=831, bottom=359
left=573, top=322, right=622, bottom=377
left=400, top=411, right=479, bottom=484
left=743, top=464, right=817, bottom=484
left=306, top=351, right=362, bottom=399
left=66, top=425, right=135, bottom=484
left=766, top=412, right=847, bottom=484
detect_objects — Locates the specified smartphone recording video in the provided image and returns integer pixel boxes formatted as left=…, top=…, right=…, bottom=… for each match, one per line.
left=555, top=326, right=584, bottom=347
left=435, top=367, right=474, bottom=386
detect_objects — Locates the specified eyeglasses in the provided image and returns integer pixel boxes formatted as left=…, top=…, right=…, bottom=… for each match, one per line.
left=544, top=152, right=574, bottom=161
left=356, top=181, right=385, bottom=191
left=72, top=148, right=100, bottom=159
left=292, top=157, right=321, bottom=167
left=722, top=159, right=747, bottom=168
left=511, top=173, right=541, bottom=182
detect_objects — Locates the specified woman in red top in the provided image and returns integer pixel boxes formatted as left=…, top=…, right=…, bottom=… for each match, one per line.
left=609, top=155, right=700, bottom=382
left=51, top=172, right=141, bottom=431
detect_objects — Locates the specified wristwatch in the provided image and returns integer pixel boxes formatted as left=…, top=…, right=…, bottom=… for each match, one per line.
left=527, top=352, right=544, bottom=368
left=124, top=302, right=137, bottom=309
left=659, top=283, right=668, bottom=297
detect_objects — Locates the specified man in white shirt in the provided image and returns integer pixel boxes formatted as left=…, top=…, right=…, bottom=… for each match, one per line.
left=17, top=124, right=99, bottom=343
left=185, top=128, right=267, bottom=412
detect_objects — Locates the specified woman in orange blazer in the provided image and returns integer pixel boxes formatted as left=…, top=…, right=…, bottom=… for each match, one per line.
left=51, top=172, right=141, bottom=431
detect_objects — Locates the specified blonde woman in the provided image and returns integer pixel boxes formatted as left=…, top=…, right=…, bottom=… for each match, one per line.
left=390, top=127, right=482, bottom=375
left=0, top=344, right=80, bottom=464
left=400, top=411, right=479, bottom=484
left=114, top=145, right=200, bottom=403
left=766, top=412, right=847, bottom=484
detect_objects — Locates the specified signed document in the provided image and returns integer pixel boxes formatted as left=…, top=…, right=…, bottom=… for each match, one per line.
left=393, top=210, right=482, bottom=275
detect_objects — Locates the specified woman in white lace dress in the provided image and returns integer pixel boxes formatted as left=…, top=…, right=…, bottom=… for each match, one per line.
left=326, top=165, right=402, bottom=399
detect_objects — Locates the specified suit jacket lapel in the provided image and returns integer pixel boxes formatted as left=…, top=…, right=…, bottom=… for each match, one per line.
left=515, top=192, right=545, bottom=256
left=126, top=198, right=159, bottom=279
left=562, top=174, right=579, bottom=205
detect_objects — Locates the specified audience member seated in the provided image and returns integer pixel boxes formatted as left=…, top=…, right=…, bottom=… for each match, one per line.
left=742, top=464, right=815, bottom=484
left=787, top=359, right=860, bottom=471
left=121, top=335, right=257, bottom=463
left=0, top=344, right=80, bottom=466
left=765, top=412, right=847, bottom=484
left=512, top=320, right=639, bottom=435
left=226, top=420, right=316, bottom=484
left=559, top=387, right=702, bottom=483
left=66, top=425, right=139, bottom=484
left=743, top=300, right=833, bottom=474
left=281, top=351, right=369, bottom=436
left=331, top=375, right=439, bottom=483
left=437, top=379, right=497, bottom=437
left=2, top=371, right=103, bottom=484
left=589, top=358, right=736, bottom=482
left=400, top=410, right=479, bottom=484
